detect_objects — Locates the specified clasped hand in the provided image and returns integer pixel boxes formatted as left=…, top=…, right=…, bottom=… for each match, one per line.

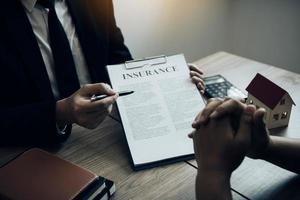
left=190, top=98, right=271, bottom=175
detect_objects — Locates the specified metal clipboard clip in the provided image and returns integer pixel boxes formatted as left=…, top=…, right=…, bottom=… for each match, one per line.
left=125, top=55, right=167, bottom=69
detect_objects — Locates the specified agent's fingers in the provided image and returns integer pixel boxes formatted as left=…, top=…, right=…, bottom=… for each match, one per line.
left=188, top=131, right=195, bottom=139
left=210, top=98, right=247, bottom=119
left=191, top=76, right=205, bottom=91
left=188, top=64, right=204, bottom=75
left=190, top=71, right=203, bottom=79
left=83, top=94, right=118, bottom=112
left=192, top=99, right=223, bottom=129
left=81, top=83, right=116, bottom=96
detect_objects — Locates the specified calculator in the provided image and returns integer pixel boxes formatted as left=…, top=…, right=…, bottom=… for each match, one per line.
left=203, top=75, right=247, bottom=99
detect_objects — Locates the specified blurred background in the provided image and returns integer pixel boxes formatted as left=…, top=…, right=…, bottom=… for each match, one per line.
left=113, top=0, right=300, bottom=73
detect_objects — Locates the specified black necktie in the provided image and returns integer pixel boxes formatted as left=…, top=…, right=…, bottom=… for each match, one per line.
left=39, top=0, right=80, bottom=99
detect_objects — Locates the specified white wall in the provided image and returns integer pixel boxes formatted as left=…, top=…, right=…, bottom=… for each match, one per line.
left=113, top=0, right=300, bottom=73
left=231, top=0, right=300, bottom=73
left=113, top=0, right=232, bottom=63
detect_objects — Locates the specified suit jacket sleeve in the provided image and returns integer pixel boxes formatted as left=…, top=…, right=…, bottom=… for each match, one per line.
left=0, top=100, right=70, bottom=145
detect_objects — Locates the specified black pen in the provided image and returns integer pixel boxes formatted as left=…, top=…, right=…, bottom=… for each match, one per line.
left=90, top=90, right=134, bottom=102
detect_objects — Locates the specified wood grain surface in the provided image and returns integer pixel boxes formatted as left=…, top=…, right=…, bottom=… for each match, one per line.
left=3, top=51, right=298, bottom=199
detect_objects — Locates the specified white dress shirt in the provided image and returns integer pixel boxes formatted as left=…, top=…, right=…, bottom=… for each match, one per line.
left=21, top=0, right=91, bottom=99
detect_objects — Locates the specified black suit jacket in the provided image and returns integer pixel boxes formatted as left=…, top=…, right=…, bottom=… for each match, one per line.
left=0, top=0, right=132, bottom=144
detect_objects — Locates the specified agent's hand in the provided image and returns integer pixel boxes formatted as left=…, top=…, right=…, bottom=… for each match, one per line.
left=188, top=63, right=205, bottom=93
left=56, top=83, right=118, bottom=129
left=192, top=98, right=271, bottom=159
left=190, top=105, right=254, bottom=174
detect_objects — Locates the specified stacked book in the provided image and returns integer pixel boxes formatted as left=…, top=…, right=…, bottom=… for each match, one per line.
left=0, top=148, right=115, bottom=200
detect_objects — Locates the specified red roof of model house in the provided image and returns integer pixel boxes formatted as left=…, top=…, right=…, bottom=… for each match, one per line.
left=246, top=73, right=295, bottom=109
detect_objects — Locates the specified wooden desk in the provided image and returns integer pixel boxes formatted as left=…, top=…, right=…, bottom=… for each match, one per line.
left=0, top=111, right=245, bottom=200
left=0, top=52, right=299, bottom=199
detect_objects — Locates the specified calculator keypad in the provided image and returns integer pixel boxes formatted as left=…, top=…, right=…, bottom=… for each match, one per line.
left=204, top=76, right=246, bottom=99
left=206, top=82, right=233, bottom=98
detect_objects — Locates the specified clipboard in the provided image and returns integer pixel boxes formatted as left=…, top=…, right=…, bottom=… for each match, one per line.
left=124, top=55, right=167, bottom=69
left=106, top=54, right=205, bottom=171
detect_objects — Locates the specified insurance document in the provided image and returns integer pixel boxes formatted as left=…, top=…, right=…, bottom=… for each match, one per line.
left=106, top=54, right=205, bottom=169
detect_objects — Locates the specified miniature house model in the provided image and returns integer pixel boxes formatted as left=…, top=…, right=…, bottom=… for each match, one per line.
left=246, top=73, right=295, bottom=129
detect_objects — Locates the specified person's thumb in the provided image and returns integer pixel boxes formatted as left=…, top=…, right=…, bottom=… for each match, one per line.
left=235, top=105, right=256, bottom=145
left=253, top=108, right=266, bottom=130
left=252, top=108, right=269, bottom=145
